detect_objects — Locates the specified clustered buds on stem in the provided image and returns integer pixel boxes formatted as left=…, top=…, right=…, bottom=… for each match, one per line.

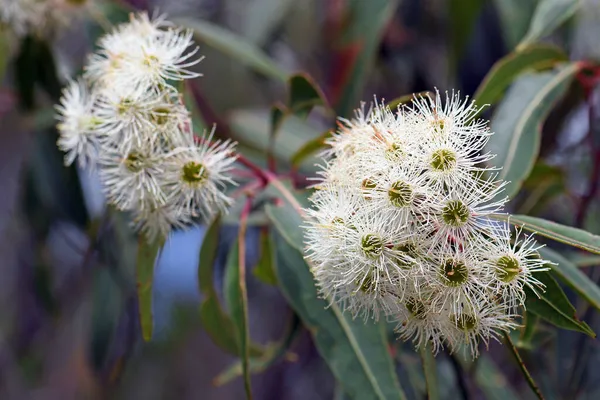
left=304, top=93, right=552, bottom=357
left=56, top=12, right=238, bottom=240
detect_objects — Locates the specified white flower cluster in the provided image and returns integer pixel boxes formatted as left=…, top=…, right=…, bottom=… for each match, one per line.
left=304, top=92, right=550, bottom=357
left=56, top=12, right=237, bottom=240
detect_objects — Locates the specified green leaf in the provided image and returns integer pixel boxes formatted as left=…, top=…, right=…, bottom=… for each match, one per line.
left=136, top=237, right=164, bottom=342
left=419, top=343, right=439, bottom=400
left=335, top=0, right=399, bottom=117
left=224, top=236, right=252, bottom=398
left=524, top=271, right=595, bottom=337
left=176, top=18, right=287, bottom=82
left=517, top=0, right=580, bottom=50
left=540, top=247, right=600, bottom=312
left=213, top=314, right=300, bottom=386
left=253, top=229, right=278, bottom=285
left=517, top=312, right=539, bottom=350
left=493, top=213, right=600, bottom=255
left=518, top=161, right=566, bottom=215
left=487, top=64, right=578, bottom=199
left=267, top=203, right=406, bottom=400
left=288, top=73, right=328, bottom=118
left=290, top=130, right=332, bottom=167
left=492, top=0, right=537, bottom=49
left=198, top=216, right=263, bottom=357
left=265, top=203, right=304, bottom=252
left=473, top=44, right=567, bottom=108
left=568, top=254, right=600, bottom=268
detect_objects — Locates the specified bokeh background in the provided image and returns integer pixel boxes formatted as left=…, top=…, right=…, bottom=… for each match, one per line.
left=1, top=0, right=600, bottom=399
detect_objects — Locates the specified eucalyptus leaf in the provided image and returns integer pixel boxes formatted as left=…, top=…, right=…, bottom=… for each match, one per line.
left=198, top=216, right=264, bottom=357
left=252, top=229, right=278, bottom=286
left=488, top=64, right=578, bottom=199
left=540, top=247, right=600, bottom=312
left=524, top=271, right=595, bottom=337
left=224, top=237, right=252, bottom=398
left=288, top=73, right=328, bottom=118
left=493, top=213, right=600, bottom=255
left=518, top=0, right=580, bottom=50
left=176, top=18, right=288, bottom=82
left=136, top=236, right=164, bottom=341
left=334, top=0, right=399, bottom=117
left=473, top=44, right=567, bottom=108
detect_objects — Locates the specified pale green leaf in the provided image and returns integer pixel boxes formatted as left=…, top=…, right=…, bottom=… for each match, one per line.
left=518, top=0, right=580, bottom=50
left=488, top=64, right=578, bottom=199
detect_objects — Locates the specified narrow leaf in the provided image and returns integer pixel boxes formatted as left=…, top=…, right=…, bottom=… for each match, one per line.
left=518, top=0, right=580, bottom=50
left=136, top=237, right=164, bottom=342
left=253, top=229, right=278, bottom=285
left=177, top=18, right=287, bottom=81
left=267, top=202, right=406, bottom=400
left=524, top=271, right=595, bottom=337
left=473, top=44, right=567, bottom=108
left=198, top=216, right=263, bottom=357
left=449, top=0, right=484, bottom=66
left=419, top=343, right=439, bottom=400
left=494, top=213, right=600, bottom=255
left=288, top=73, right=327, bottom=118
left=224, top=236, right=252, bottom=398
left=540, top=247, right=600, bottom=312
left=334, top=0, right=399, bottom=117
left=487, top=64, right=578, bottom=199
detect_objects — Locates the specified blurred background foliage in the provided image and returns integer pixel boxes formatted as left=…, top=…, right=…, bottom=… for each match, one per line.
left=2, top=0, right=600, bottom=399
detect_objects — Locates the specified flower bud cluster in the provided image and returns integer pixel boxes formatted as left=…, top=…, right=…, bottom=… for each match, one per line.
left=56, top=12, right=237, bottom=240
left=304, top=92, right=550, bottom=356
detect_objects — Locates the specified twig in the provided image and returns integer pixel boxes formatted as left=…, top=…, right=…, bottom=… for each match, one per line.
left=503, top=331, right=544, bottom=400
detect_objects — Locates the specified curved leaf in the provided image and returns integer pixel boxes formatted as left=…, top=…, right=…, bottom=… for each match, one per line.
left=267, top=203, right=405, bottom=400
left=198, top=216, right=264, bottom=357
left=288, top=73, right=328, bottom=118
left=488, top=63, right=578, bottom=199
left=253, top=229, right=278, bottom=285
left=540, top=247, right=600, bottom=312
left=136, top=237, right=165, bottom=341
left=473, top=44, right=567, bottom=107
left=290, top=130, right=332, bottom=167
left=518, top=0, right=580, bottom=50
left=524, top=271, right=595, bottom=337
left=176, top=18, right=287, bottom=82
left=334, top=0, right=399, bottom=117
left=224, top=235, right=252, bottom=398
left=493, top=213, right=600, bottom=255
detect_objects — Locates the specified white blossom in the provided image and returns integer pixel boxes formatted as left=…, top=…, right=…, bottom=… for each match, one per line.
left=303, top=90, right=552, bottom=357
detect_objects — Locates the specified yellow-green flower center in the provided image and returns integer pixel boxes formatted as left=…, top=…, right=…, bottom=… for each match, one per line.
left=430, top=149, right=456, bottom=171
left=125, top=151, right=145, bottom=172
left=182, top=161, right=209, bottom=185
left=495, top=255, right=521, bottom=283
left=452, top=314, right=478, bottom=331
left=388, top=181, right=412, bottom=208
left=361, top=234, right=384, bottom=259
left=442, top=200, right=470, bottom=227
left=406, top=297, right=427, bottom=319
left=440, top=259, right=469, bottom=286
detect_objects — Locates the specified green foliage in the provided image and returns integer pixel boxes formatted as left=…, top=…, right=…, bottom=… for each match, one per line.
left=136, top=237, right=165, bottom=342
left=473, top=44, right=568, bottom=108
left=224, top=236, right=252, bottom=398
left=487, top=64, right=578, bottom=199
left=252, top=230, right=278, bottom=286
left=518, top=0, right=580, bottom=50
left=495, top=214, right=600, bottom=255
left=419, top=343, right=439, bottom=400
left=524, top=271, right=595, bottom=337
left=177, top=18, right=288, bottom=81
